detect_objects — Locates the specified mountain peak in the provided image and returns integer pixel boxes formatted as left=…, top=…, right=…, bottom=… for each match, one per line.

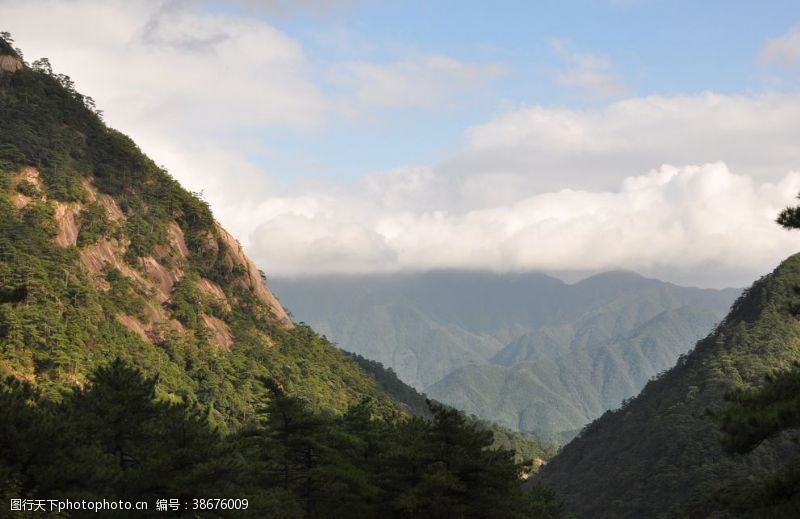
left=573, top=270, right=648, bottom=286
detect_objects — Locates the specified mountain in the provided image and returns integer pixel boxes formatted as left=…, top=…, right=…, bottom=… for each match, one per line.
left=427, top=304, right=725, bottom=439
left=0, top=36, right=402, bottom=424
left=537, top=254, right=800, bottom=517
left=346, top=351, right=556, bottom=465
left=272, top=271, right=567, bottom=389
left=272, top=271, right=739, bottom=438
left=0, top=37, right=568, bottom=518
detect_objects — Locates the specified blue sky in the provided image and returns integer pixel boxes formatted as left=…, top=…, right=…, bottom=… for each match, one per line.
left=246, top=0, right=800, bottom=181
left=5, top=0, right=800, bottom=286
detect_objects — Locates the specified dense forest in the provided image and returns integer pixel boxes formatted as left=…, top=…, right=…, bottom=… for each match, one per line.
left=347, top=351, right=556, bottom=464
left=537, top=253, right=800, bottom=517
left=0, top=360, right=563, bottom=518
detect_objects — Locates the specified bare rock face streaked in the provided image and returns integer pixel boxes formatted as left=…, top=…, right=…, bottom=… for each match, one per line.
left=214, top=223, right=294, bottom=328
left=8, top=168, right=293, bottom=349
left=53, top=201, right=82, bottom=247
left=0, top=54, right=23, bottom=73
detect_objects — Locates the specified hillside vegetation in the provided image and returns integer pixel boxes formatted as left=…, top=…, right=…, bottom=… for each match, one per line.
left=0, top=36, right=402, bottom=425
left=538, top=254, right=800, bottom=517
left=1, top=359, right=563, bottom=518
left=347, top=351, right=556, bottom=464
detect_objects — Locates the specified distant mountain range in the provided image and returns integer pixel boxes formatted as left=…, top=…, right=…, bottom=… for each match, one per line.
left=272, top=271, right=740, bottom=439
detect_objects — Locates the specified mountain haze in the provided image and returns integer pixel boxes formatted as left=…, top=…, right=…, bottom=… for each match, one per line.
left=272, top=271, right=739, bottom=437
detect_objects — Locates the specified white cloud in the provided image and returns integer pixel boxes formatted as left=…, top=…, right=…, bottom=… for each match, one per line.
left=762, top=26, right=800, bottom=66
left=230, top=0, right=359, bottom=16
left=550, top=39, right=630, bottom=99
left=246, top=162, right=800, bottom=286
left=243, top=90, right=800, bottom=286
left=448, top=92, right=800, bottom=205
left=3, top=1, right=328, bottom=132
left=332, top=55, right=507, bottom=113
left=3, top=1, right=503, bottom=133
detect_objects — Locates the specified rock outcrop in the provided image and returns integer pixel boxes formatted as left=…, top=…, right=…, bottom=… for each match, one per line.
left=0, top=54, right=23, bottom=73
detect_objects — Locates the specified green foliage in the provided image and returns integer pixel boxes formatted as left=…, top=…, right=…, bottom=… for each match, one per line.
left=777, top=195, right=800, bottom=229
left=346, top=351, right=433, bottom=418
left=710, top=364, right=800, bottom=515
left=104, top=267, right=146, bottom=318
left=477, top=419, right=557, bottom=463
left=124, top=212, right=168, bottom=263
left=22, top=200, right=57, bottom=237
left=719, top=363, right=800, bottom=455
left=168, top=274, right=202, bottom=329
left=15, top=179, right=38, bottom=197
left=76, top=202, right=111, bottom=247
left=538, top=254, right=800, bottom=518
left=0, top=361, right=564, bottom=518
left=346, top=351, right=556, bottom=463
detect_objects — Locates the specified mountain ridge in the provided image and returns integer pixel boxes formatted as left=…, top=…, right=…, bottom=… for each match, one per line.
left=272, top=270, right=739, bottom=438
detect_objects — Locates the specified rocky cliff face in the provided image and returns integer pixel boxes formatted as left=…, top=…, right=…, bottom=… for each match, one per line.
left=0, top=54, right=23, bottom=73
left=6, top=164, right=291, bottom=351
left=0, top=37, right=22, bottom=73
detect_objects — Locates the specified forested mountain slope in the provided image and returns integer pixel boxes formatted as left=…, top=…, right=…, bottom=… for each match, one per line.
left=538, top=254, right=800, bottom=517
left=346, top=351, right=556, bottom=464
left=0, top=36, right=400, bottom=425
left=427, top=304, right=723, bottom=439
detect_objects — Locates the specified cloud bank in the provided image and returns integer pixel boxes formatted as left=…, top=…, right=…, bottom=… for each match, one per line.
left=240, top=89, right=800, bottom=287
left=247, top=163, right=800, bottom=286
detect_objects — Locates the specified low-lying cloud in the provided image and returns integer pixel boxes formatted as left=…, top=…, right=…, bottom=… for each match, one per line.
left=248, top=163, right=800, bottom=287
left=239, top=91, right=800, bottom=287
